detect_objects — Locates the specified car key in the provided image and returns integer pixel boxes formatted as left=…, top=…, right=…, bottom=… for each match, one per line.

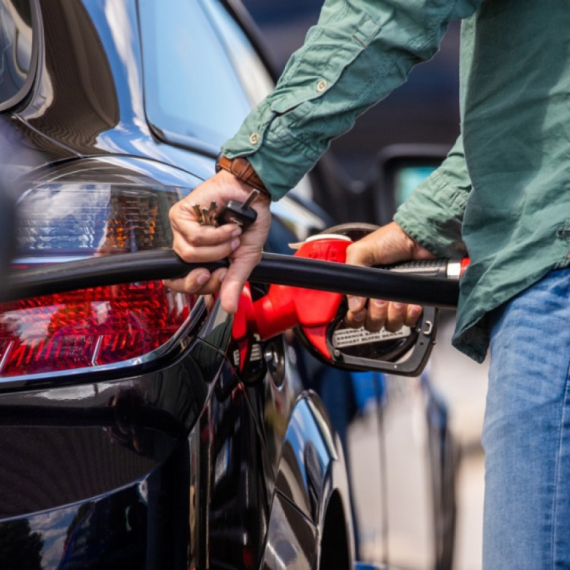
left=217, top=189, right=259, bottom=230
left=192, top=201, right=218, bottom=226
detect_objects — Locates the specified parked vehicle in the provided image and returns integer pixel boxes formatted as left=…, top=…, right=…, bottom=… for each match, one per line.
left=0, top=0, right=456, bottom=569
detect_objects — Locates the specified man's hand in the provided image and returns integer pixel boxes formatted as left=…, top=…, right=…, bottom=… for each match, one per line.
left=344, top=222, right=435, bottom=332
left=165, top=170, right=271, bottom=313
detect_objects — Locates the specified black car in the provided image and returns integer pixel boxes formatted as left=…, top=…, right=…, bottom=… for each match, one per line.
left=0, top=1, right=456, bottom=569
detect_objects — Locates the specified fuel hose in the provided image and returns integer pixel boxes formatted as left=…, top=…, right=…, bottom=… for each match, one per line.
left=2, top=248, right=459, bottom=308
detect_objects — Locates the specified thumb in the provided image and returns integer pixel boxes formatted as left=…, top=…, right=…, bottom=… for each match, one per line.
left=219, top=248, right=262, bottom=314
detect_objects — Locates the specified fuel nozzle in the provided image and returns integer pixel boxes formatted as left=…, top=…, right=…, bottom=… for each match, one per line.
left=231, top=235, right=351, bottom=362
left=231, top=234, right=470, bottom=376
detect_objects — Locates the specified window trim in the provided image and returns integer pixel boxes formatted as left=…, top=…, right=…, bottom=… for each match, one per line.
left=0, top=0, right=41, bottom=113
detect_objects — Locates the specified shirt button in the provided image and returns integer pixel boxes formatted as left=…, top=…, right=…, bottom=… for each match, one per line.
left=317, top=80, right=327, bottom=93
left=249, top=132, right=260, bottom=145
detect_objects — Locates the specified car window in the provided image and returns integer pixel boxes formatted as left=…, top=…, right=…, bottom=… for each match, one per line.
left=0, top=0, right=33, bottom=108
left=138, top=0, right=253, bottom=150
left=138, top=0, right=315, bottom=201
left=200, top=0, right=273, bottom=107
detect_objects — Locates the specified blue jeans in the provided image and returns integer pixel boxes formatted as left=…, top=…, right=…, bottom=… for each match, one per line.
left=483, top=268, right=570, bottom=569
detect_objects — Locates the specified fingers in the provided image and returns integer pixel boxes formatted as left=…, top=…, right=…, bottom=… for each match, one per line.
left=167, top=237, right=265, bottom=314
left=345, top=221, right=437, bottom=267
left=347, top=295, right=365, bottom=314
left=345, top=222, right=415, bottom=267
left=366, top=299, right=388, bottom=332
left=170, top=202, right=242, bottom=262
left=171, top=218, right=241, bottom=250
left=344, top=295, right=365, bottom=326
left=386, top=302, right=406, bottom=332
left=217, top=200, right=271, bottom=313
left=219, top=275, right=246, bottom=315
left=345, top=300, right=424, bottom=332
left=344, top=221, right=433, bottom=333
left=163, top=170, right=273, bottom=319
left=168, top=178, right=246, bottom=263
left=173, top=234, right=240, bottom=263
left=219, top=247, right=263, bottom=314
left=405, top=304, right=423, bottom=328
left=164, top=266, right=228, bottom=295
left=344, top=307, right=367, bottom=328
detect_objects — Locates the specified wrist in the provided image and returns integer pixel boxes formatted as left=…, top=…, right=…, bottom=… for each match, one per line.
left=216, top=155, right=271, bottom=199
left=392, top=222, right=417, bottom=256
left=214, top=170, right=271, bottom=205
left=392, top=222, right=436, bottom=260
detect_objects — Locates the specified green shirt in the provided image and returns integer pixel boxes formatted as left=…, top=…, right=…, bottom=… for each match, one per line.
left=223, top=0, right=570, bottom=362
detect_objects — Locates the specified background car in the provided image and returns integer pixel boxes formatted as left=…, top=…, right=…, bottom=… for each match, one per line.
left=0, top=0, right=458, bottom=569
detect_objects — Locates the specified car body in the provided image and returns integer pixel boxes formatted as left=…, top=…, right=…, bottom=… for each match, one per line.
left=0, top=1, right=456, bottom=569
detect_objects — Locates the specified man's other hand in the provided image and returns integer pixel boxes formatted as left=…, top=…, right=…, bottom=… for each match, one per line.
left=165, top=170, right=271, bottom=314
left=344, top=222, right=435, bottom=332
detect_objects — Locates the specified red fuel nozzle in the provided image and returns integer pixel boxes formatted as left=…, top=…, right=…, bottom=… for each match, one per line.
left=231, top=235, right=471, bottom=365
left=253, top=236, right=352, bottom=358
left=232, top=236, right=352, bottom=360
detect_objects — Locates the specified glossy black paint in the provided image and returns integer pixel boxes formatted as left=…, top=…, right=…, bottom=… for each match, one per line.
left=0, top=0, right=357, bottom=568
left=0, top=340, right=214, bottom=567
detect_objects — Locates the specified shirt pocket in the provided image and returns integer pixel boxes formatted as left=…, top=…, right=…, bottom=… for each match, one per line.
left=269, top=11, right=383, bottom=118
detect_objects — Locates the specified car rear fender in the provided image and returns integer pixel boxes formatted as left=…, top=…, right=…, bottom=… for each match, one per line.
left=260, top=392, right=355, bottom=569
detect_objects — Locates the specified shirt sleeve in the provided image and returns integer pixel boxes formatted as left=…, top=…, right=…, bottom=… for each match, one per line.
left=222, top=0, right=483, bottom=200
left=393, top=135, right=471, bottom=258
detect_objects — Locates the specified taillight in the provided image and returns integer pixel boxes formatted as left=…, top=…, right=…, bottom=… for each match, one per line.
left=0, top=182, right=197, bottom=379
left=0, top=282, right=196, bottom=377
left=17, top=184, right=176, bottom=256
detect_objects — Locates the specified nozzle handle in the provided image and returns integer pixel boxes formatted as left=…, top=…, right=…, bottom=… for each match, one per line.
left=378, top=258, right=469, bottom=280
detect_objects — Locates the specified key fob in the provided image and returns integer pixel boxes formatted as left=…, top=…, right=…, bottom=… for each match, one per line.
left=217, top=201, right=258, bottom=230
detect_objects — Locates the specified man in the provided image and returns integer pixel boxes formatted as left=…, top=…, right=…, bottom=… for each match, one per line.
left=168, top=1, right=570, bottom=566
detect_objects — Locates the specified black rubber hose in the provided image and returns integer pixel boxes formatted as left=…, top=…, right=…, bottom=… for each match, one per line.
left=2, top=249, right=459, bottom=308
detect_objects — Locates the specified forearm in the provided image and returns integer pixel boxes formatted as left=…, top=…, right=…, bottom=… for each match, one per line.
left=223, top=0, right=483, bottom=199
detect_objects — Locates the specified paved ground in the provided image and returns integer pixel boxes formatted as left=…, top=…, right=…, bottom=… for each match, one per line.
left=432, top=314, right=487, bottom=570
left=348, top=314, right=488, bottom=570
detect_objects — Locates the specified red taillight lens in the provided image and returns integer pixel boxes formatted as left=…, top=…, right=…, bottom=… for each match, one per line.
left=0, top=281, right=197, bottom=378
left=6, top=180, right=199, bottom=378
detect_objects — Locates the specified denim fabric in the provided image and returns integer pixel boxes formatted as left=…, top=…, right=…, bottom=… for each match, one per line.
left=483, top=268, right=570, bottom=569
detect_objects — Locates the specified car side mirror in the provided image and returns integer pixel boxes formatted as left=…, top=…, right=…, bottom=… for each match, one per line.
left=368, top=144, right=448, bottom=225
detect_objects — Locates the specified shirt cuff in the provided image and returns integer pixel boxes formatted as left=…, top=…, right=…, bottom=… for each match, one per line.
left=221, top=86, right=331, bottom=200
